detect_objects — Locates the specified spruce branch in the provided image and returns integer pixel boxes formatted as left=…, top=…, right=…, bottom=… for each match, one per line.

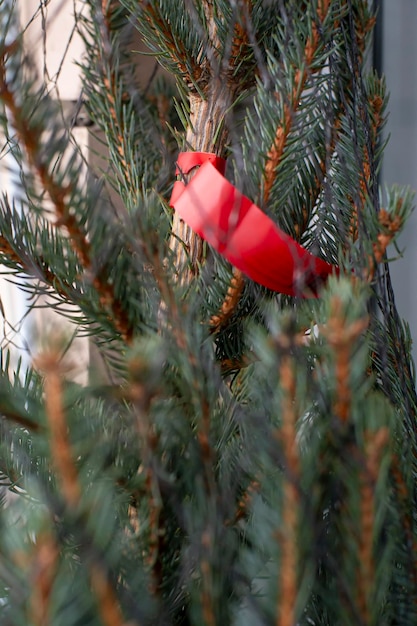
left=322, top=296, right=369, bottom=423
left=370, top=207, right=402, bottom=272
left=0, top=44, right=134, bottom=343
left=357, top=427, right=389, bottom=623
left=228, top=0, right=252, bottom=80
left=275, top=346, right=300, bottom=626
left=0, top=229, right=75, bottom=303
left=390, top=454, right=417, bottom=593
left=199, top=529, right=216, bottom=626
left=138, top=0, right=208, bottom=91
left=348, top=80, right=386, bottom=243
left=263, top=1, right=332, bottom=204
left=0, top=56, right=88, bottom=267
left=34, top=348, right=134, bottom=626
left=127, top=345, right=165, bottom=595
left=34, top=350, right=81, bottom=509
left=209, top=267, right=245, bottom=332
left=1, top=2, right=417, bottom=623
left=89, top=564, right=132, bottom=626
left=28, top=531, right=59, bottom=626
left=227, top=478, right=260, bottom=526
left=80, top=0, right=168, bottom=206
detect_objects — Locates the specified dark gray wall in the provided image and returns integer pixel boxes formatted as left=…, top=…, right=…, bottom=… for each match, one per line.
left=382, top=1, right=417, bottom=369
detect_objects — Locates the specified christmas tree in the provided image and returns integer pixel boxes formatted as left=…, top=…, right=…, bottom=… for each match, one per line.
left=0, top=0, right=416, bottom=624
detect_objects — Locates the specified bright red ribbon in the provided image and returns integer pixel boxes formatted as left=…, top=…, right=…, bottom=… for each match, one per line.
left=170, top=152, right=337, bottom=297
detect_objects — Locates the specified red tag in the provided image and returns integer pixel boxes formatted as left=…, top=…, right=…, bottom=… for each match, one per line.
left=170, top=152, right=337, bottom=297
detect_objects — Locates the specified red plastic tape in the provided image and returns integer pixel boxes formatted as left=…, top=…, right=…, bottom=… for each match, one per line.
left=170, top=152, right=337, bottom=297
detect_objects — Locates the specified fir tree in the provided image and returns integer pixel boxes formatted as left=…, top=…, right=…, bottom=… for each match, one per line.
left=0, top=1, right=416, bottom=625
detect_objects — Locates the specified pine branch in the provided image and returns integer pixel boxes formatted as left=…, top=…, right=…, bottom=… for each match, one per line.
left=322, top=296, right=369, bottom=422
left=34, top=348, right=132, bottom=625
left=28, top=531, right=58, bottom=626
left=34, top=351, right=81, bottom=508
left=275, top=345, right=300, bottom=626
left=357, top=427, right=389, bottom=623
left=263, top=1, right=332, bottom=203
left=209, top=268, right=245, bottom=332
left=137, top=0, right=208, bottom=91
left=0, top=43, right=134, bottom=343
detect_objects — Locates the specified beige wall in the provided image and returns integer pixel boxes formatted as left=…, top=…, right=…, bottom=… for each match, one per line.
left=20, top=0, right=85, bottom=100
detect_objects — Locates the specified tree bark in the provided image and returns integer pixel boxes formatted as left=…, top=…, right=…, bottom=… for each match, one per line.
left=169, top=74, right=232, bottom=285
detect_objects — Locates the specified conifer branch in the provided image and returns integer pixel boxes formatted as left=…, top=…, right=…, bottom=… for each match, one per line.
left=322, top=297, right=368, bottom=422
left=90, top=564, right=132, bottom=626
left=263, top=2, right=332, bottom=204
left=227, top=479, right=260, bottom=526
left=357, top=427, right=389, bottom=623
left=229, top=0, right=251, bottom=79
left=196, top=399, right=219, bottom=625
left=294, top=115, right=342, bottom=242
left=366, top=203, right=403, bottom=281
left=220, top=353, right=253, bottom=375
left=0, top=55, right=88, bottom=267
left=29, top=532, right=58, bottom=626
left=209, top=2, right=339, bottom=325
left=200, top=529, right=216, bottom=626
left=34, top=348, right=131, bottom=626
left=140, top=1, right=206, bottom=89
left=349, top=85, right=385, bottom=242
left=132, top=400, right=164, bottom=593
left=97, top=2, right=135, bottom=193
left=390, top=454, right=417, bottom=591
left=275, top=347, right=299, bottom=626
left=0, top=46, right=134, bottom=342
left=209, top=268, right=245, bottom=332
left=0, top=234, right=75, bottom=302
left=34, top=351, right=81, bottom=509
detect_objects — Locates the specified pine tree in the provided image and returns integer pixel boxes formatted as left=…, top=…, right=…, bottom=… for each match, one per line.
left=0, top=0, right=416, bottom=624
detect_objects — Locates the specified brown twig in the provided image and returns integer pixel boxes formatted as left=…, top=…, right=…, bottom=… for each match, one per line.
left=196, top=397, right=217, bottom=625
left=322, top=297, right=369, bottom=423
left=226, top=479, right=260, bottom=526
left=275, top=351, right=299, bottom=626
left=209, top=268, right=245, bottom=331
left=263, top=2, right=331, bottom=204
left=128, top=350, right=165, bottom=595
left=35, top=351, right=81, bottom=508
left=365, top=206, right=402, bottom=282
left=35, top=348, right=133, bottom=625
left=29, top=531, right=59, bottom=626
left=220, top=353, right=254, bottom=376
left=357, top=427, right=389, bottom=623
left=198, top=529, right=215, bottom=626
left=90, top=564, right=130, bottom=626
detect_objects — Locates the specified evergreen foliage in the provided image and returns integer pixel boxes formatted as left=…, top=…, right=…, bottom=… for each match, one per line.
left=0, top=1, right=416, bottom=624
